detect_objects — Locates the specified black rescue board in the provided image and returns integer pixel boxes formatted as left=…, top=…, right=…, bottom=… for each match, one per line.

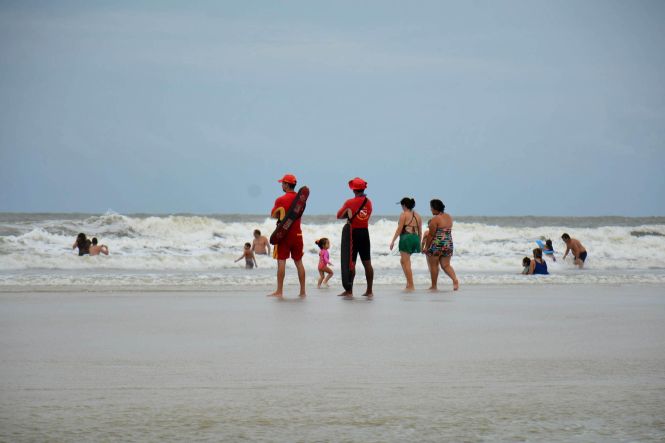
left=340, top=223, right=354, bottom=291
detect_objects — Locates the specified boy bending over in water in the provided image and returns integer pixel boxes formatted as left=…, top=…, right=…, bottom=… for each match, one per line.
left=521, top=257, right=531, bottom=274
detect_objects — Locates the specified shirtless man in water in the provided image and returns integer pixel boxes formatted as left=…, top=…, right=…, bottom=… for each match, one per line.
left=561, top=233, right=587, bottom=269
left=251, top=229, right=271, bottom=256
left=89, top=238, right=109, bottom=256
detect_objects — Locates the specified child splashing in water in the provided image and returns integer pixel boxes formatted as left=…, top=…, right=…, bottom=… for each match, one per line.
left=315, top=238, right=333, bottom=288
left=235, top=243, right=257, bottom=269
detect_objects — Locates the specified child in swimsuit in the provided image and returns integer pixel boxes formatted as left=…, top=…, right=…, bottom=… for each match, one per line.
left=73, top=233, right=91, bottom=256
left=315, top=238, right=333, bottom=288
left=522, top=256, right=531, bottom=274
left=543, top=239, right=556, bottom=262
left=235, top=243, right=257, bottom=269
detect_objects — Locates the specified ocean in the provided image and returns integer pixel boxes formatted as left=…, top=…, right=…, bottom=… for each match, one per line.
left=1, top=212, right=665, bottom=289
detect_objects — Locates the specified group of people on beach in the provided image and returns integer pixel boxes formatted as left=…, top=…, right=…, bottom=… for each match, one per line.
left=71, top=173, right=589, bottom=294
left=522, top=234, right=588, bottom=275
left=267, top=173, right=459, bottom=298
left=72, top=233, right=109, bottom=256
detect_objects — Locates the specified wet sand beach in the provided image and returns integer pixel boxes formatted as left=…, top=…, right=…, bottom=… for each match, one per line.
left=1, top=284, right=664, bottom=442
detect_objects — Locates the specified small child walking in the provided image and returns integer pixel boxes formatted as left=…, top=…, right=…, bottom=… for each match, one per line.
left=315, top=238, right=333, bottom=288
left=235, top=242, right=257, bottom=269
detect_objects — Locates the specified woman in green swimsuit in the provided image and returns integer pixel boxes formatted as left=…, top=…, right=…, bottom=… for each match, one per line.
left=389, top=197, right=422, bottom=291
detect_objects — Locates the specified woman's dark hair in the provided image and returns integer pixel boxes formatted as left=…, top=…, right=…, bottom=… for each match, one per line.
left=533, top=248, right=543, bottom=259
left=545, top=239, right=553, bottom=249
left=522, top=256, right=531, bottom=266
left=76, top=233, right=91, bottom=255
left=315, top=238, right=329, bottom=249
left=430, top=199, right=445, bottom=213
left=400, top=197, right=415, bottom=210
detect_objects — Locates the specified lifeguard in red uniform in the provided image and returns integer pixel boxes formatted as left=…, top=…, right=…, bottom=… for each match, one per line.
left=269, top=174, right=306, bottom=297
left=336, top=177, right=374, bottom=297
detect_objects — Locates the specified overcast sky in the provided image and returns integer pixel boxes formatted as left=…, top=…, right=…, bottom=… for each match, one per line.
left=1, top=1, right=664, bottom=216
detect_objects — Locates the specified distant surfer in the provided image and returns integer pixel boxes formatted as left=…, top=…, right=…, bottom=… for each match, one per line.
left=89, top=237, right=109, bottom=256
left=72, top=233, right=91, bottom=256
left=251, top=229, right=271, bottom=256
left=543, top=239, right=556, bottom=261
left=561, top=233, right=587, bottom=269
left=269, top=174, right=306, bottom=297
left=422, top=199, right=459, bottom=291
left=336, top=177, right=373, bottom=298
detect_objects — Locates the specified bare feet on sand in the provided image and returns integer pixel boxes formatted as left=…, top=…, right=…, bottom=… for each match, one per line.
left=404, top=286, right=415, bottom=292
left=338, top=291, right=352, bottom=297
left=268, top=291, right=305, bottom=298
left=453, top=280, right=459, bottom=291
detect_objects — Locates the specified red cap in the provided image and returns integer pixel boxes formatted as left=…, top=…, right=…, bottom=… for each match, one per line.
left=278, top=174, right=297, bottom=185
left=348, top=177, right=367, bottom=190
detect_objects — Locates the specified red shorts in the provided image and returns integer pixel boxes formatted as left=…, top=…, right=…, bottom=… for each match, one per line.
left=273, top=229, right=304, bottom=261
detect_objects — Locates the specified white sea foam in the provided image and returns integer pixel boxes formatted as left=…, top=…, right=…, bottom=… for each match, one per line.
left=1, top=213, right=664, bottom=288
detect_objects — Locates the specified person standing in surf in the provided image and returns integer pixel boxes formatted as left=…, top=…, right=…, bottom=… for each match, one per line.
left=251, top=229, right=271, bottom=256
left=422, top=199, right=459, bottom=291
left=337, top=177, right=373, bottom=298
left=389, top=197, right=422, bottom=292
left=561, top=233, right=588, bottom=269
left=270, top=174, right=306, bottom=297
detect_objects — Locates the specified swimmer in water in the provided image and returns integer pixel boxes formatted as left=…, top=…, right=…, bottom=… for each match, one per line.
left=72, top=233, right=91, bottom=256
left=89, top=238, right=109, bottom=256
left=235, top=242, right=257, bottom=269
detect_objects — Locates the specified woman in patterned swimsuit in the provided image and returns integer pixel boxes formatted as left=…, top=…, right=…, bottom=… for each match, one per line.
left=422, top=199, right=459, bottom=291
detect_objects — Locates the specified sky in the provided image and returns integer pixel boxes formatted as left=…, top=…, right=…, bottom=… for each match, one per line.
left=1, top=0, right=664, bottom=216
